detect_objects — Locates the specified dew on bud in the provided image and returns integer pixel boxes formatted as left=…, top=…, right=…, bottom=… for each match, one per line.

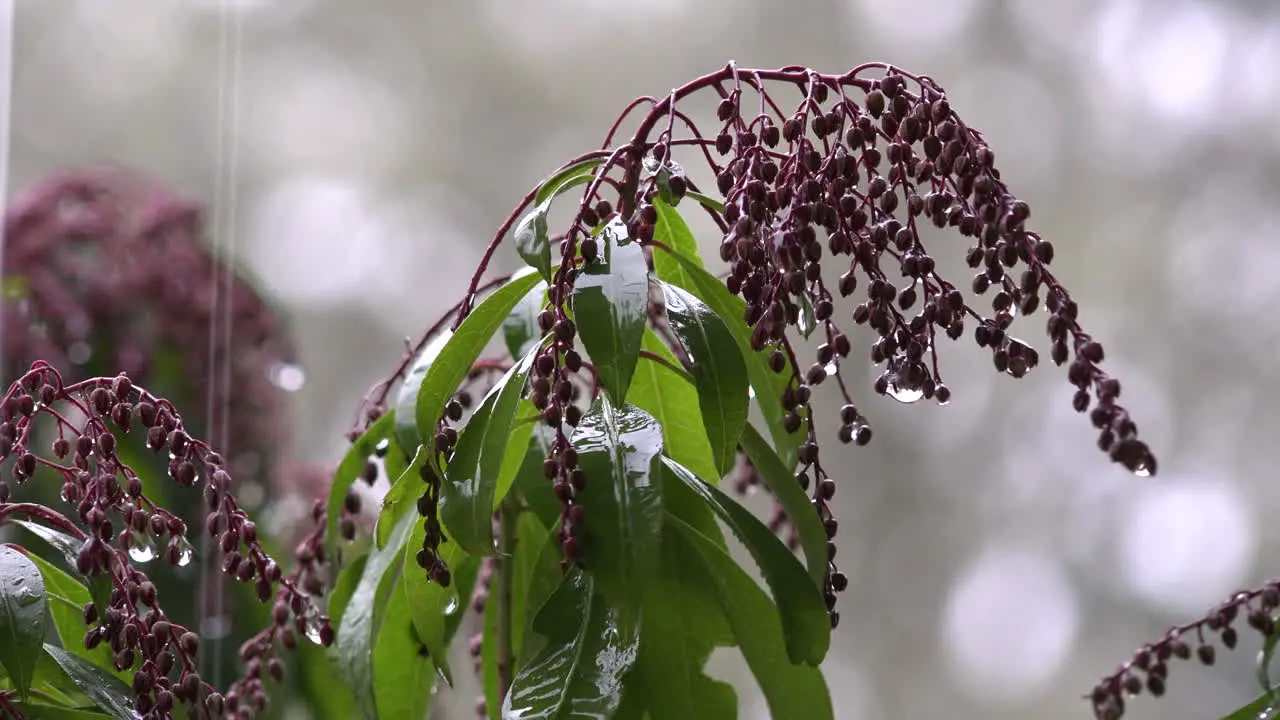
left=173, top=536, right=194, bottom=567
left=127, top=533, right=157, bottom=564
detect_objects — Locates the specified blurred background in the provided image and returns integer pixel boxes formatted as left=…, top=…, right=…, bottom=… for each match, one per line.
left=5, top=0, right=1280, bottom=718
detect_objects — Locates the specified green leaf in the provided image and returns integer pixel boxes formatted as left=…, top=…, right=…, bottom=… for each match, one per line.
left=738, top=422, right=828, bottom=587
left=573, top=219, right=647, bottom=403
left=372, top=574, right=435, bottom=720
left=624, top=533, right=736, bottom=720
left=327, top=410, right=397, bottom=564
left=502, top=569, right=638, bottom=720
left=1222, top=692, right=1280, bottom=720
left=396, top=333, right=453, bottom=455
left=329, top=553, right=370, bottom=630
left=662, top=457, right=829, bottom=665
left=685, top=190, right=725, bottom=213
left=480, top=580, right=501, bottom=720
left=41, top=645, right=137, bottom=720
left=442, top=345, right=540, bottom=554
left=534, top=157, right=606, bottom=207
left=401, top=525, right=471, bottom=691
left=493, top=399, right=536, bottom=511
left=514, top=207, right=552, bottom=283
left=651, top=197, right=705, bottom=291
left=15, top=550, right=124, bottom=682
left=0, top=545, right=48, bottom=701
left=628, top=329, right=719, bottom=483
left=658, top=281, right=749, bottom=476
left=513, top=427, right=560, bottom=530
left=11, top=522, right=84, bottom=578
left=652, top=245, right=803, bottom=470
left=375, top=446, right=428, bottom=550
left=571, top=397, right=664, bottom=625
left=502, top=281, right=549, bottom=360
left=1260, top=628, right=1280, bottom=696
left=335, top=511, right=416, bottom=720
left=416, top=270, right=545, bottom=478
left=667, top=516, right=834, bottom=720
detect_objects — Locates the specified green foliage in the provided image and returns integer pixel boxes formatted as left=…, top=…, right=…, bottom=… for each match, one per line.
left=0, top=546, right=47, bottom=702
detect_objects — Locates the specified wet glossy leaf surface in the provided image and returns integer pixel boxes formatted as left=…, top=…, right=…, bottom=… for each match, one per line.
left=335, top=511, right=415, bottom=719
left=442, top=345, right=539, bottom=555
left=415, top=270, right=544, bottom=478
left=571, top=397, right=664, bottom=625
left=663, top=457, right=829, bottom=665
left=667, top=516, right=833, bottom=720
left=514, top=207, right=552, bottom=283
left=573, top=220, right=647, bottom=403
left=402, top=523, right=476, bottom=690
left=533, top=157, right=606, bottom=206
left=502, top=281, right=549, bottom=360
left=738, top=422, right=827, bottom=586
left=42, top=645, right=139, bottom=720
left=18, top=550, right=126, bottom=682
left=654, top=245, right=803, bottom=470
left=395, top=333, right=453, bottom=454
left=327, top=410, right=396, bottom=564
left=502, top=569, right=638, bottom=720
left=11, top=521, right=84, bottom=579
left=658, top=281, right=749, bottom=476
left=627, top=329, right=719, bottom=483
left=0, top=545, right=48, bottom=701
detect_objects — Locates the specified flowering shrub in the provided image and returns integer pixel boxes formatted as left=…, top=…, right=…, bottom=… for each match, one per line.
left=0, top=60, right=1251, bottom=720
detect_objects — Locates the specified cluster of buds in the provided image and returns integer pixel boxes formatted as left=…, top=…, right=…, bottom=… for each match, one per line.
left=0, top=362, right=329, bottom=719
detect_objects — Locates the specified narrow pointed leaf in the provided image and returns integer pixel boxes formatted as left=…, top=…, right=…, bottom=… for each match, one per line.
left=502, top=281, right=549, bottom=360
left=327, top=410, right=396, bottom=563
left=628, top=329, right=718, bottom=483
left=416, top=270, right=544, bottom=478
left=372, top=575, right=436, bottom=720
left=667, top=516, right=834, bottom=720
left=480, top=578, right=501, bottom=720
left=442, top=344, right=539, bottom=554
left=663, top=457, right=829, bottom=664
left=335, top=511, right=416, bottom=719
left=41, top=645, right=137, bottom=720
left=493, top=399, right=537, bottom=511
left=653, top=245, right=803, bottom=470
left=0, top=545, right=47, bottom=701
left=329, top=554, right=370, bottom=629
left=686, top=190, right=725, bottom=213
left=375, top=445, right=427, bottom=550
left=401, top=524, right=476, bottom=690
left=502, top=570, right=638, bottom=720
left=12, top=521, right=84, bottom=579
left=738, top=422, right=828, bottom=586
left=658, top=281, right=749, bottom=476
left=651, top=197, right=705, bottom=291
left=573, top=220, right=647, bottom=402
left=571, top=397, right=664, bottom=624
left=534, top=157, right=606, bottom=206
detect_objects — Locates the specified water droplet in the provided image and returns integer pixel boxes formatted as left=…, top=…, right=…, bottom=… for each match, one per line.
left=128, top=543, right=156, bottom=564
left=442, top=596, right=459, bottom=616
left=268, top=362, right=306, bottom=392
left=59, top=483, right=76, bottom=502
left=886, top=375, right=924, bottom=404
left=174, top=538, right=194, bottom=568
left=304, top=609, right=323, bottom=645
left=747, top=385, right=757, bottom=400
left=374, top=438, right=390, bottom=454
left=1133, top=462, right=1152, bottom=479
left=824, top=362, right=837, bottom=376
left=15, top=587, right=40, bottom=607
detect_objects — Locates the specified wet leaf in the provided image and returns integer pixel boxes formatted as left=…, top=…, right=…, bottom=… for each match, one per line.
left=653, top=245, right=803, bottom=470
left=375, top=445, right=427, bottom=550
left=513, top=426, right=560, bottom=529
left=416, top=270, right=544, bottom=478
left=658, top=281, right=749, bottom=476
left=502, top=281, right=549, bottom=360
left=663, top=457, right=828, bottom=664
left=502, top=569, right=638, bottom=720
left=372, top=573, right=436, bottom=720
left=11, top=521, right=84, bottom=579
left=1222, top=691, right=1280, bottom=720
left=327, top=410, right=396, bottom=564
left=493, top=398, right=537, bottom=511
left=480, top=578, right=501, bottom=720
left=17, top=550, right=126, bottom=682
left=329, top=554, right=370, bottom=630
left=335, top=511, right=416, bottom=719
left=651, top=197, right=706, bottom=291
left=685, top=190, right=725, bottom=213
left=8, top=704, right=114, bottom=720
left=534, top=157, right=606, bottom=207
left=667, top=516, right=834, bottom=720
left=401, top=524, right=476, bottom=691
left=571, top=397, right=664, bottom=626
left=41, top=645, right=138, bottom=720
left=573, top=219, right=647, bottom=402
left=738, top=422, right=827, bottom=587
left=0, top=545, right=48, bottom=701
left=628, top=329, right=719, bottom=483
left=442, top=344, right=539, bottom=554
left=514, top=207, right=552, bottom=283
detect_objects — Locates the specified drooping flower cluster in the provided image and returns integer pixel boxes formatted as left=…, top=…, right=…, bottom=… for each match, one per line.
left=0, top=362, right=330, bottom=719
